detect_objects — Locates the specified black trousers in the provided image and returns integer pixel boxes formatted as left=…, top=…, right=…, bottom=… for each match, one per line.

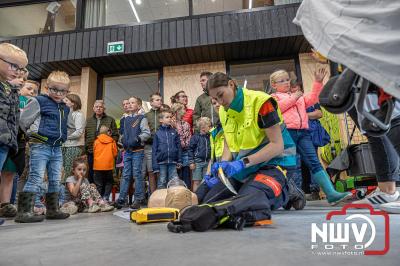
left=93, top=170, right=113, bottom=199
left=196, top=166, right=289, bottom=220
left=87, top=152, right=94, bottom=184
left=348, top=108, right=400, bottom=182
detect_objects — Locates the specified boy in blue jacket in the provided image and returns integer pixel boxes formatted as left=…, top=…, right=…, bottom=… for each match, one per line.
left=152, top=110, right=182, bottom=189
left=189, top=117, right=211, bottom=192
left=17, top=71, right=71, bottom=223
left=115, top=96, right=150, bottom=209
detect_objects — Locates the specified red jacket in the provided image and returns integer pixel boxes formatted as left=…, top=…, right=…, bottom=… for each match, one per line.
left=182, top=107, right=194, bottom=132
left=272, top=81, right=323, bottom=130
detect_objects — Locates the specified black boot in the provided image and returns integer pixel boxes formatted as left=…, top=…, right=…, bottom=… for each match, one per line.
left=283, top=179, right=306, bottom=210
left=14, top=192, right=45, bottom=223
left=45, top=192, right=70, bottom=220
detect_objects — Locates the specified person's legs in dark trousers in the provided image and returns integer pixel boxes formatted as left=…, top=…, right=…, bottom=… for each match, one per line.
left=178, top=166, right=191, bottom=190
left=301, top=161, right=311, bottom=193
left=202, top=178, right=241, bottom=203
left=195, top=182, right=211, bottom=203
left=348, top=108, right=400, bottom=194
left=93, top=170, right=106, bottom=197
left=234, top=167, right=289, bottom=222
left=87, top=153, right=94, bottom=184
left=179, top=150, right=192, bottom=190
left=103, top=170, right=113, bottom=201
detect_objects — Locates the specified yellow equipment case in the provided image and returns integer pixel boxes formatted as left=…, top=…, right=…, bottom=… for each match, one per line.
left=130, top=207, right=180, bottom=224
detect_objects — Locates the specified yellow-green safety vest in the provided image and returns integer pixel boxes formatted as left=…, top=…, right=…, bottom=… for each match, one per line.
left=209, top=125, right=224, bottom=162
left=219, top=88, right=296, bottom=180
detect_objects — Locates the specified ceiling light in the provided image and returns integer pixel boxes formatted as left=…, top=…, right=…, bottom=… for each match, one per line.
left=135, top=0, right=142, bottom=4
left=128, top=0, right=141, bottom=22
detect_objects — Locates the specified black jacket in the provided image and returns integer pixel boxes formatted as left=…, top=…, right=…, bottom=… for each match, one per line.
left=188, top=133, right=211, bottom=164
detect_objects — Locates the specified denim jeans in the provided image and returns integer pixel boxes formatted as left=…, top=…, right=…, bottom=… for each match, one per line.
left=288, top=129, right=323, bottom=174
left=23, top=144, right=63, bottom=194
left=192, top=161, right=209, bottom=181
left=10, top=174, right=18, bottom=204
left=0, top=145, right=9, bottom=172
left=158, top=163, right=178, bottom=189
left=118, top=150, right=144, bottom=202
left=286, top=129, right=324, bottom=190
left=301, top=147, right=321, bottom=193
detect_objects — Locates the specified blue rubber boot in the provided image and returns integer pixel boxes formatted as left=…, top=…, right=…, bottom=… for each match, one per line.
left=312, top=170, right=352, bottom=206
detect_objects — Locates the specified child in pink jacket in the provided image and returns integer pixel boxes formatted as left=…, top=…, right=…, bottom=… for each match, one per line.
left=271, top=69, right=351, bottom=206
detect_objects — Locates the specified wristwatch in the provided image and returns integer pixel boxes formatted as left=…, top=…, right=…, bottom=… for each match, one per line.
left=241, top=157, right=250, bottom=167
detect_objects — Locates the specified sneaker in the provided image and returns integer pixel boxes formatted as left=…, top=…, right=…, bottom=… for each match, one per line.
left=380, top=201, right=400, bottom=214
left=283, top=179, right=306, bottom=210
left=130, top=200, right=145, bottom=210
left=60, top=204, right=78, bottom=215
left=353, top=188, right=399, bottom=208
left=100, top=204, right=114, bottom=212
left=88, top=204, right=101, bottom=213
left=113, top=200, right=125, bottom=210
left=0, top=203, right=17, bottom=217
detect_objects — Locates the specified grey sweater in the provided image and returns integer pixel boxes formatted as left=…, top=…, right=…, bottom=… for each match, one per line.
left=64, top=110, right=86, bottom=147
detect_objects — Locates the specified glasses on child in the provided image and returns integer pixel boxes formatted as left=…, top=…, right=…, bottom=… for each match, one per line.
left=48, top=87, right=69, bottom=96
left=0, top=57, right=27, bottom=73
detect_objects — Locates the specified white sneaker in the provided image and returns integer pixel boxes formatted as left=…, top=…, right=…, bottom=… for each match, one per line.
left=380, top=201, right=400, bottom=214
left=353, top=188, right=399, bottom=208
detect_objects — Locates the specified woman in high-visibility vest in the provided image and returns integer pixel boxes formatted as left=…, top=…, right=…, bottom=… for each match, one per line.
left=202, top=72, right=301, bottom=218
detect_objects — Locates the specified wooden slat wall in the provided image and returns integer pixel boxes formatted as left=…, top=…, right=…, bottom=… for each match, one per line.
left=163, top=61, right=226, bottom=109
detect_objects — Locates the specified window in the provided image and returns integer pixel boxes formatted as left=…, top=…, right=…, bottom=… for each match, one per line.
left=193, top=0, right=274, bottom=15
left=103, top=72, right=160, bottom=124
left=274, top=0, right=302, bottom=6
left=0, top=1, right=76, bottom=38
left=229, top=60, right=296, bottom=93
left=85, top=0, right=189, bottom=28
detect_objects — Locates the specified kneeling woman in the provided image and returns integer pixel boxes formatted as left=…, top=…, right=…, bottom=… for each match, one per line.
left=201, top=72, right=301, bottom=221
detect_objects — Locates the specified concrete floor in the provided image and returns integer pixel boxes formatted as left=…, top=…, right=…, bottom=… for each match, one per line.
left=0, top=201, right=398, bottom=266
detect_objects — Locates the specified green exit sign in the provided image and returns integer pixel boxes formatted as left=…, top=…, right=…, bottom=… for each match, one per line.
left=107, top=41, right=124, bottom=54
